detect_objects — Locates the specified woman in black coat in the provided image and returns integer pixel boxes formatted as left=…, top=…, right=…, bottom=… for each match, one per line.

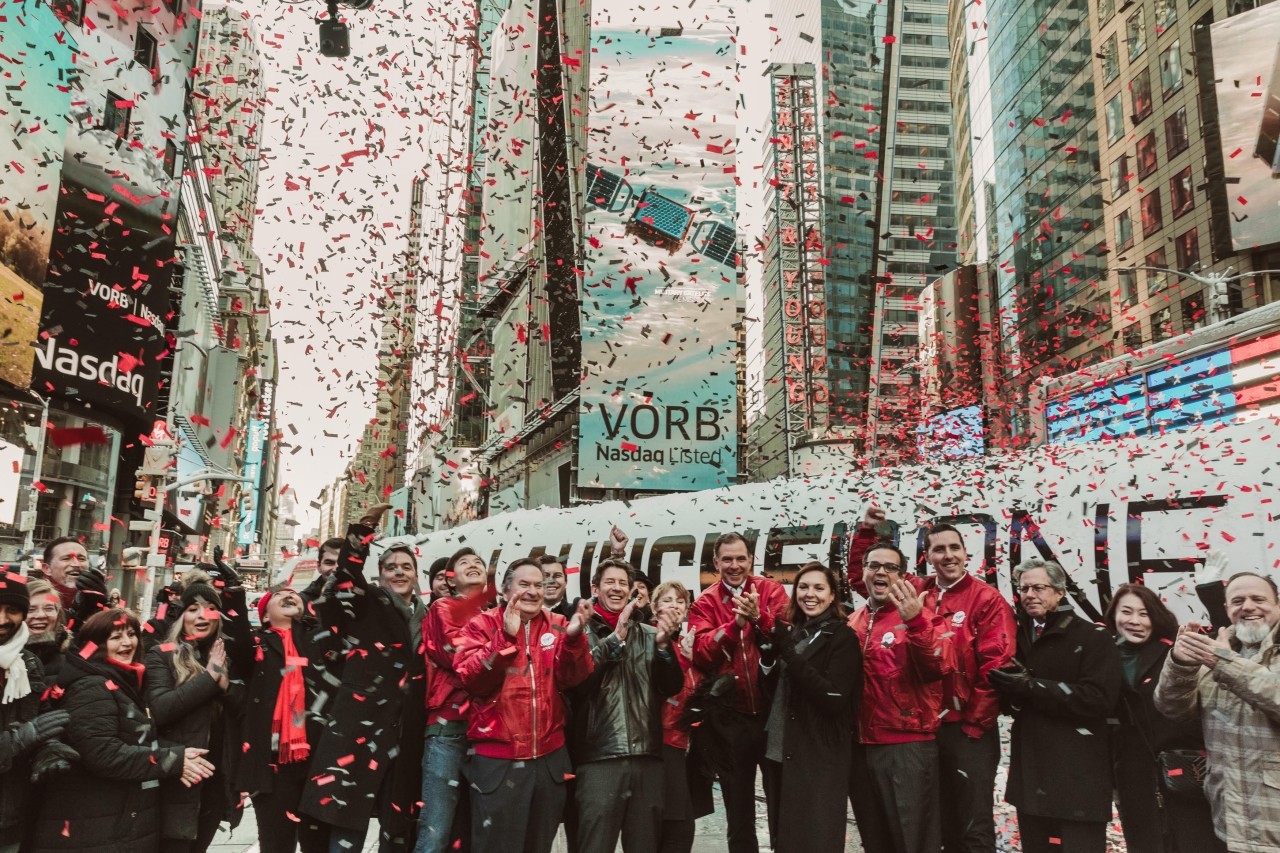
left=1104, top=584, right=1225, bottom=853
left=30, top=609, right=214, bottom=853
left=989, top=558, right=1122, bottom=853
left=759, top=561, right=862, bottom=853
left=24, top=580, right=68, bottom=683
left=235, top=585, right=337, bottom=853
left=297, top=514, right=427, bottom=853
left=144, top=570, right=251, bottom=853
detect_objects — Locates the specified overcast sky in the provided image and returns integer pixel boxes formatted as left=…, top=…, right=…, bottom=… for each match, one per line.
left=243, top=0, right=770, bottom=529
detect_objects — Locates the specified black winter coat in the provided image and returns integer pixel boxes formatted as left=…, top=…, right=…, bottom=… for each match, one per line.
left=1003, top=607, right=1122, bottom=822
left=760, top=613, right=862, bottom=853
left=298, top=523, right=427, bottom=836
left=144, top=587, right=251, bottom=843
left=30, top=653, right=185, bottom=853
left=235, top=620, right=338, bottom=796
left=1113, top=639, right=1221, bottom=853
left=0, top=649, right=50, bottom=843
left=568, top=613, right=683, bottom=764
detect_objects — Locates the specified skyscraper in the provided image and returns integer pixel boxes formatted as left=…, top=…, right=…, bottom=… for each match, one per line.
left=750, top=0, right=957, bottom=473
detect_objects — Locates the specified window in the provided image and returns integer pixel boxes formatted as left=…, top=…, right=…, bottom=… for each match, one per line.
left=134, top=25, right=158, bottom=72
left=1123, top=323, right=1145, bottom=351
left=1119, top=269, right=1139, bottom=307
left=164, top=140, right=179, bottom=177
left=1117, top=210, right=1135, bottom=250
left=1142, top=190, right=1164, bottom=237
left=1160, top=41, right=1184, bottom=97
left=1106, top=94, right=1125, bottom=143
left=1151, top=306, right=1175, bottom=342
left=1136, top=131, right=1158, bottom=178
left=1103, top=35, right=1120, bottom=84
left=1110, top=154, right=1130, bottom=198
left=1170, top=166, right=1194, bottom=218
left=102, top=91, right=131, bottom=138
left=1175, top=227, right=1200, bottom=270
left=1165, top=108, right=1190, bottom=156
left=1182, top=292, right=1206, bottom=331
left=1131, top=68, right=1153, bottom=122
left=1099, top=0, right=1115, bottom=23
left=1147, top=249, right=1172, bottom=292
left=1127, top=8, right=1147, bottom=60
left=1155, top=0, right=1178, bottom=29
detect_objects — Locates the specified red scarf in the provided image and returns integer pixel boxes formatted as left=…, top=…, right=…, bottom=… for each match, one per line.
left=270, top=627, right=310, bottom=764
left=595, top=604, right=623, bottom=630
left=106, top=657, right=145, bottom=690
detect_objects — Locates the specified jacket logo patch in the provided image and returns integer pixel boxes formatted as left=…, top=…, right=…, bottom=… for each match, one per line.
left=882, top=632, right=895, bottom=647
left=952, top=610, right=966, bottom=626
left=540, top=632, right=555, bottom=648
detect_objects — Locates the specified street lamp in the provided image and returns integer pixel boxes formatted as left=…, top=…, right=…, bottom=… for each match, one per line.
left=1116, top=266, right=1280, bottom=325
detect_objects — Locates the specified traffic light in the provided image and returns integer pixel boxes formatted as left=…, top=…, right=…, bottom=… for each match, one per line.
left=133, top=473, right=155, bottom=503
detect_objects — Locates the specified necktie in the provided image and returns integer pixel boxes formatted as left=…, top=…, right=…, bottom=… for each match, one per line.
left=1034, top=623, right=1044, bottom=639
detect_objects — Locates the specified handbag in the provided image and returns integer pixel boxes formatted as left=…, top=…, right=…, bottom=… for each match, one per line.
left=1158, top=748, right=1208, bottom=798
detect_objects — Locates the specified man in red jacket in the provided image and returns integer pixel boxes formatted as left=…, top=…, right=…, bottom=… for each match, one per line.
left=848, top=540, right=953, bottom=853
left=687, top=532, right=789, bottom=853
left=454, top=557, right=593, bottom=853
left=415, top=546, right=494, bottom=853
left=848, top=511, right=1015, bottom=852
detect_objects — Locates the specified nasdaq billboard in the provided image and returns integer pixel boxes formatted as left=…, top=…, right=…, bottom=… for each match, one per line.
left=578, top=0, right=740, bottom=490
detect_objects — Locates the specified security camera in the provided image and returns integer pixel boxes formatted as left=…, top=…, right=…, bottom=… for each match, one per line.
left=318, top=17, right=350, bottom=57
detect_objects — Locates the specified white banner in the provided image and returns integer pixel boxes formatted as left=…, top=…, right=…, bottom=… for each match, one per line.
left=383, top=416, right=1280, bottom=622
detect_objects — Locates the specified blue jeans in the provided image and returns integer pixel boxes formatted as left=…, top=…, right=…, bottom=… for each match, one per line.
left=412, top=731, right=469, bottom=853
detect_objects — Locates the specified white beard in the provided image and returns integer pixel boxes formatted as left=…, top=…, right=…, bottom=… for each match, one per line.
left=1234, top=620, right=1274, bottom=646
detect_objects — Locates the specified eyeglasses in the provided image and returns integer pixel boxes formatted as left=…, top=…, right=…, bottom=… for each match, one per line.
left=864, top=561, right=903, bottom=574
left=1017, top=583, right=1055, bottom=595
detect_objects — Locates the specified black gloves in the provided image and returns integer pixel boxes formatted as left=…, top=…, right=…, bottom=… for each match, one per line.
left=68, top=567, right=109, bottom=629
left=12, top=710, right=71, bottom=755
left=208, top=546, right=241, bottom=588
left=31, top=740, right=79, bottom=783
left=988, top=660, right=1034, bottom=696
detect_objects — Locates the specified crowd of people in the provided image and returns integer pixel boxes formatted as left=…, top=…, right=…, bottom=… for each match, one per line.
left=0, top=506, right=1274, bottom=853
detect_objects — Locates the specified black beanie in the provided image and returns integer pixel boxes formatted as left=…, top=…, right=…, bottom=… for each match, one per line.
left=0, top=570, right=29, bottom=614
left=180, top=582, right=222, bottom=612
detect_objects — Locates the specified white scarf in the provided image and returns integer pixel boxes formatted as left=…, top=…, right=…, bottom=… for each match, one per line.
left=0, top=622, right=31, bottom=704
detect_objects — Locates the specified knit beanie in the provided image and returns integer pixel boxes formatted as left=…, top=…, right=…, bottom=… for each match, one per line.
left=0, top=571, right=29, bottom=615
left=180, top=582, right=222, bottom=612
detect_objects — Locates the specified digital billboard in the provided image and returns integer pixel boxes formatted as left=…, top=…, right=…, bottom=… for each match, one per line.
left=0, top=1, right=76, bottom=390
left=32, top=0, right=200, bottom=424
left=577, top=0, right=740, bottom=491
left=916, top=405, right=986, bottom=461
left=1043, top=329, right=1280, bottom=442
left=1211, top=3, right=1280, bottom=251
left=237, top=419, right=269, bottom=548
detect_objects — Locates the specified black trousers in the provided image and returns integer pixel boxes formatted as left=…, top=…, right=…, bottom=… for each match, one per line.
left=1017, top=812, right=1106, bottom=853
left=716, top=711, right=770, bottom=853
left=467, top=748, right=570, bottom=853
left=936, top=723, right=999, bottom=853
left=575, top=756, right=664, bottom=853
left=851, top=740, right=941, bottom=853
left=252, top=761, right=330, bottom=853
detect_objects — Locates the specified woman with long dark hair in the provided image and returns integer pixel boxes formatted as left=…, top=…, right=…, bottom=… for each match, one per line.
left=1104, top=583, right=1225, bottom=853
left=759, top=562, right=862, bottom=853
left=30, top=609, right=214, bottom=853
left=144, top=569, right=251, bottom=853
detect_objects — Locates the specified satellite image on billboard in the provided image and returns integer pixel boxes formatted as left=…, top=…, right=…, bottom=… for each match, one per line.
left=578, top=0, right=740, bottom=491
